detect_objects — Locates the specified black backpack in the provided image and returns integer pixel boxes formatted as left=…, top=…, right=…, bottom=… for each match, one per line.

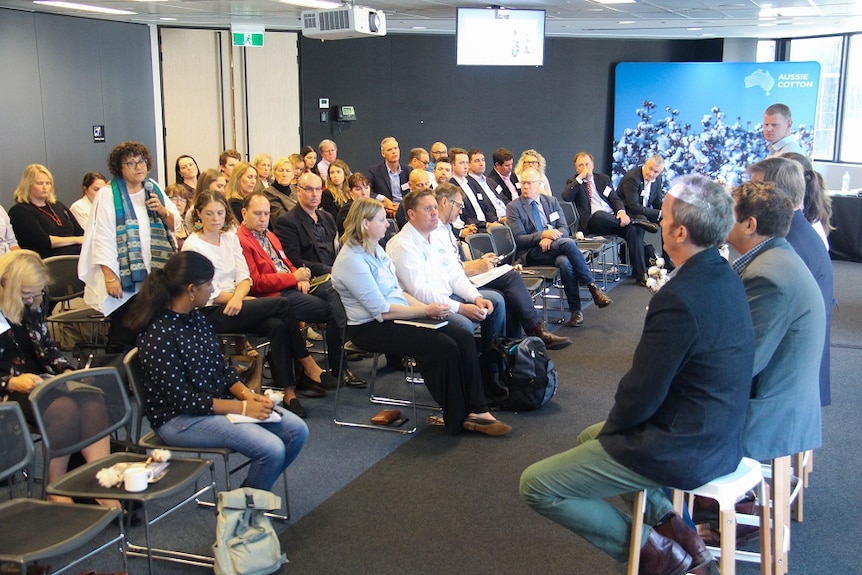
left=486, top=336, right=558, bottom=411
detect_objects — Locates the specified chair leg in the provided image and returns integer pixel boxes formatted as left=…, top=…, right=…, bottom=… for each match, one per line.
left=772, top=456, right=791, bottom=575
left=759, top=480, right=772, bottom=575
left=627, top=489, right=647, bottom=575
left=718, top=506, right=737, bottom=575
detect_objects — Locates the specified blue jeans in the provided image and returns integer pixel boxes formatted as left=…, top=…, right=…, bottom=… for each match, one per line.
left=156, top=409, right=309, bottom=491
left=526, top=237, right=595, bottom=311
left=446, top=288, right=506, bottom=356
left=520, top=421, right=674, bottom=562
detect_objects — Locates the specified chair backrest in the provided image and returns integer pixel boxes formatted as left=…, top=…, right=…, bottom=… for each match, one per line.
left=43, top=255, right=85, bottom=308
left=559, top=201, right=578, bottom=235
left=465, top=233, right=496, bottom=260
left=30, top=367, right=132, bottom=468
left=489, top=225, right=517, bottom=264
left=0, top=403, right=36, bottom=487
left=381, top=218, right=399, bottom=248
left=123, top=348, right=147, bottom=444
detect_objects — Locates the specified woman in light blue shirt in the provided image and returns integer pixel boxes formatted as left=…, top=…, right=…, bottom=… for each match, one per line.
left=332, top=198, right=511, bottom=436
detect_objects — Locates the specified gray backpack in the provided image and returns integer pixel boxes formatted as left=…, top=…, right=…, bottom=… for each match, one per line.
left=213, top=487, right=287, bottom=575
left=487, top=335, right=558, bottom=411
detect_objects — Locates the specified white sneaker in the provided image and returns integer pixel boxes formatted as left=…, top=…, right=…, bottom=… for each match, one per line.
left=306, top=326, right=324, bottom=341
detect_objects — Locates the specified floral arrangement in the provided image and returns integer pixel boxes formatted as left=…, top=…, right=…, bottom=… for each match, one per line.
left=646, top=257, right=669, bottom=294
left=96, top=449, right=171, bottom=488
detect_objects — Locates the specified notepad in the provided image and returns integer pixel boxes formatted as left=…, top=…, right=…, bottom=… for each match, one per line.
left=394, top=318, right=449, bottom=329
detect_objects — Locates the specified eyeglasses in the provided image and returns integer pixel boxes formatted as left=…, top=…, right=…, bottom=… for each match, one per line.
left=521, top=180, right=540, bottom=185
left=418, top=159, right=430, bottom=166
left=450, top=199, right=464, bottom=211
left=523, top=160, right=539, bottom=166
left=123, top=159, right=148, bottom=169
left=300, top=186, right=323, bottom=193
left=21, top=291, right=40, bottom=303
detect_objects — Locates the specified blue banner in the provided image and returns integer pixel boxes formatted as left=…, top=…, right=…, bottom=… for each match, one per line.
left=612, top=61, right=821, bottom=189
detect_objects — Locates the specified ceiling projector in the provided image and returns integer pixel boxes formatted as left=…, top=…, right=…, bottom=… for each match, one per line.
left=301, top=6, right=386, bottom=40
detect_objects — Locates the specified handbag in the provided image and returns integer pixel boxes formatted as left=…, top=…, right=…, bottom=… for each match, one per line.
left=213, top=487, right=286, bottom=575
left=225, top=337, right=264, bottom=394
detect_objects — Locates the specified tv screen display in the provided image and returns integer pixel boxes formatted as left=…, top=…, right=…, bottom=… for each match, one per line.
left=456, top=8, right=545, bottom=67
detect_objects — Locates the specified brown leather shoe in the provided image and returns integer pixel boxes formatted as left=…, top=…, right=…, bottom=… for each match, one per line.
left=588, top=283, right=612, bottom=308
left=462, top=416, right=512, bottom=436
left=532, top=324, right=572, bottom=350
left=655, top=512, right=712, bottom=569
left=566, top=311, right=584, bottom=327
left=639, top=529, right=692, bottom=575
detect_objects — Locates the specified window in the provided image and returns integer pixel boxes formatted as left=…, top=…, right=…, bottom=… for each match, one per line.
left=840, top=35, right=862, bottom=163
left=756, top=40, right=776, bottom=62
left=788, top=36, right=843, bottom=160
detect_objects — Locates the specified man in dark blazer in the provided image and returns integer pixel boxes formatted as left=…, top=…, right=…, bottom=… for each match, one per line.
left=366, top=136, right=412, bottom=217
left=449, top=147, right=500, bottom=231
left=273, top=172, right=338, bottom=277
left=506, top=168, right=611, bottom=327
left=617, top=154, right=665, bottom=222
left=748, top=157, right=834, bottom=406
left=485, top=147, right=520, bottom=203
left=521, top=175, right=755, bottom=575
left=726, top=180, right=824, bottom=462
left=561, top=151, right=658, bottom=283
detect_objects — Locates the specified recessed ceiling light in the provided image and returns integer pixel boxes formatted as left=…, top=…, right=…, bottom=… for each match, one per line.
left=159, top=17, right=176, bottom=20
left=760, top=6, right=819, bottom=18
left=618, top=20, right=635, bottom=24
left=33, top=1, right=137, bottom=14
left=277, top=0, right=341, bottom=9
left=687, top=27, right=702, bottom=30
left=594, top=0, right=636, bottom=4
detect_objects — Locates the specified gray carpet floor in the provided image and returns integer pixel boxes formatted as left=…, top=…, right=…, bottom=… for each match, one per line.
left=29, top=259, right=861, bottom=574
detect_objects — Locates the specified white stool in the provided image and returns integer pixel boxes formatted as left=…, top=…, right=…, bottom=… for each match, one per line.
left=628, top=458, right=766, bottom=575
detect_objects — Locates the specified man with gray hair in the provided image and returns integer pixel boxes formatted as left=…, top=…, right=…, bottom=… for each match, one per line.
left=748, top=156, right=833, bottom=406
left=317, top=139, right=337, bottom=178
left=521, top=175, right=754, bottom=575
left=367, top=136, right=412, bottom=217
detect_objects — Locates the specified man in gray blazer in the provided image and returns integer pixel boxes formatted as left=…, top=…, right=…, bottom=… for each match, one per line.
left=726, top=180, right=825, bottom=462
left=521, top=175, right=755, bottom=575
left=506, top=167, right=611, bottom=327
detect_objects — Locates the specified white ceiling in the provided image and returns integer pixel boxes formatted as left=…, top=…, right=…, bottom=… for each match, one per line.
left=2, top=0, right=862, bottom=39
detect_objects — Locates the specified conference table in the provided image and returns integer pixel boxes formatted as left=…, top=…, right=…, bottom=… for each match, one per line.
left=829, top=193, right=862, bottom=263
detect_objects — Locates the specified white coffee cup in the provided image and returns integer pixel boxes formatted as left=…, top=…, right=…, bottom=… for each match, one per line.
left=124, top=467, right=149, bottom=492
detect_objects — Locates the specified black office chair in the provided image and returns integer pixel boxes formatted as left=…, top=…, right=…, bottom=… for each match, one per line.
left=0, top=402, right=126, bottom=575
left=465, top=232, right=496, bottom=260
left=30, top=367, right=216, bottom=574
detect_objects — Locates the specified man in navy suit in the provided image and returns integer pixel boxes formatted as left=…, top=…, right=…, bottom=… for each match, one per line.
left=521, top=175, right=755, bottom=575
left=748, top=156, right=834, bottom=406
left=506, top=168, right=611, bottom=327
left=486, top=147, right=520, bottom=203
left=449, top=147, right=501, bottom=232
left=561, top=151, right=658, bottom=283
left=367, top=136, right=412, bottom=218
left=617, top=155, right=665, bottom=223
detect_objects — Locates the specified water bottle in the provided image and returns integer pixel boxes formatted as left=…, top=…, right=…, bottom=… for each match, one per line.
left=842, top=171, right=850, bottom=193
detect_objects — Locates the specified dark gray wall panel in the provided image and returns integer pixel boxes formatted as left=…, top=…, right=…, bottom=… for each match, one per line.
left=299, top=35, right=723, bottom=193
left=0, top=10, right=46, bottom=198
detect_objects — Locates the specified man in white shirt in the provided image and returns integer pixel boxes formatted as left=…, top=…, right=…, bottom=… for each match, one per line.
left=387, top=189, right=506, bottom=373
left=763, top=103, right=805, bottom=157
left=448, top=147, right=501, bottom=232
left=467, top=149, right=509, bottom=222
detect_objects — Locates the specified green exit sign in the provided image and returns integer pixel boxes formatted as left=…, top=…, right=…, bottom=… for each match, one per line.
left=232, top=32, right=264, bottom=47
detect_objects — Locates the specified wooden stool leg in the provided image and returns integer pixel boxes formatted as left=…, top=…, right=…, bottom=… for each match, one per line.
left=759, top=480, right=772, bottom=575
left=772, top=457, right=791, bottom=575
left=793, top=452, right=804, bottom=522
left=718, top=507, right=737, bottom=575
left=627, top=490, right=647, bottom=575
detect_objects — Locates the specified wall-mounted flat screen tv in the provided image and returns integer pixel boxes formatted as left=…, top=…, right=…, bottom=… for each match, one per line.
left=456, top=8, right=545, bottom=66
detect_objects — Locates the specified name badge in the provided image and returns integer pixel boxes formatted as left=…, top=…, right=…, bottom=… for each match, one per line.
left=401, top=182, right=410, bottom=191
left=477, top=193, right=483, bottom=200
left=603, top=186, right=612, bottom=197
left=495, top=184, right=502, bottom=193
left=549, top=211, right=560, bottom=223
left=515, top=181, right=521, bottom=189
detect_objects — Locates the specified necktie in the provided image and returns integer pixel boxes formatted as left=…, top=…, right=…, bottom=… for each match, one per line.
left=531, top=200, right=544, bottom=233
left=586, top=179, right=594, bottom=203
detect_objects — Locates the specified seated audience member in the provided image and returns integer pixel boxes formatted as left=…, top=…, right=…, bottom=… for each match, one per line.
left=486, top=147, right=519, bottom=202
left=448, top=147, right=502, bottom=232
left=367, top=136, right=412, bottom=217
left=520, top=175, right=755, bottom=575
left=467, top=149, right=509, bottom=222
left=300, top=145, right=318, bottom=176
left=80, top=141, right=180, bottom=349
left=226, top=161, right=259, bottom=222
left=781, top=152, right=833, bottom=249
left=507, top=168, right=612, bottom=327
left=219, top=149, right=242, bottom=180
left=332, top=198, right=511, bottom=436
left=129, top=251, right=308, bottom=490
left=514, top=149, right=552, bottom=196
left=0, top=250, right=118, bottom=507
left=617, top=155, right=665, bottom=225
left=175, top=154, right=199, bottom=195
left=561, top=151, right=658, bottom=284
left=337, top=173, right=371, bottom=235
left=10, top=164, right=84, bottom=258
left=387, top=189, right=507, bottom=378
left=435, top=183, right=570, bottom=350
left=181, top=190, right=334, bottom=418
left=429, top=141, right=448, bottom=172
left=393, top=167, right=433, bottom=229
left=727, top=181, right=824, bottom=461
left=747, top=156, right=834, bottom=407
left=433, top=157, right=453, bottom=186
left=70, top=171, right=108, bottom=229
left=165, top=183, right=192, bottom=249
left=763, top=103, right=805, bottom=157
left=252, top=153, right=273, bottom=189
left=317, top=139, right=337, bottom=178
left=0, top=206, right=18, bottom=255
left=321, top=159, right=352, bottom=222
left=408, top=147, right=434, bottom=188
left=188, top=169, right=228, bottom=229
left=274, top=172, right=338, bottom=277
left=237, top=191, right=365, bottom=390
left=266, top=157, right=299, bottom=228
